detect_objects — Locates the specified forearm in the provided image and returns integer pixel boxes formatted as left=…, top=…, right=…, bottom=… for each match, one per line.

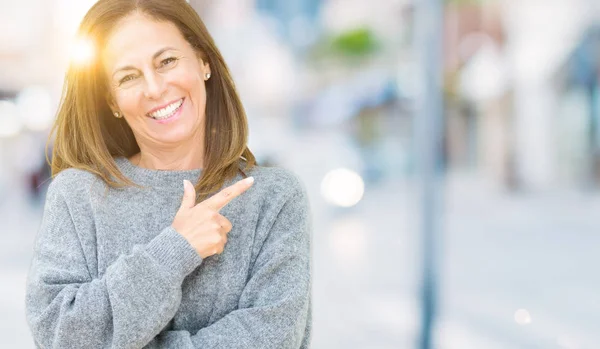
left=26, top=226, right=203, bottom=349
left=147, top=299, right=310, bottom=349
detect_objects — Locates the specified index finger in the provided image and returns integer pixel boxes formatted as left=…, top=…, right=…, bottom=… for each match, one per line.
left=200, top=176, right=254, bottom=211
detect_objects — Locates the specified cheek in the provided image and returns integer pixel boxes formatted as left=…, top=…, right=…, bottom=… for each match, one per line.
left=167, top=60, right=205, bottom=92
left=115, top=89, right=143, bottom=115
left=171, top=69, right=204, bottom=95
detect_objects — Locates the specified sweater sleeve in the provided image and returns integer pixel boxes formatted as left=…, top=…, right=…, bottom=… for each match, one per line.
left=147, top=186, right=313, bottom=349
left=25, top=178, right=204, bottom=349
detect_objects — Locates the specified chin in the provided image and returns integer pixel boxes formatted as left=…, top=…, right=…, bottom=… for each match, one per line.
left=152, top=132, right=191, bottom=145
left=154, top=126, right=200, bottom=145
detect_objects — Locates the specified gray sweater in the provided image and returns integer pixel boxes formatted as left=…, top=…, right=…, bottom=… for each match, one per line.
left=25, top=156, right=312, bottom=349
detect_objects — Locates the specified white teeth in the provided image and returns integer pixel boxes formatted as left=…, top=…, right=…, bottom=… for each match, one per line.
left=149, top=99, right=183, bottom=119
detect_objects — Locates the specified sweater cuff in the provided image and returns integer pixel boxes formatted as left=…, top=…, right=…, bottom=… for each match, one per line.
left=144, top=226, right=203, bottom=281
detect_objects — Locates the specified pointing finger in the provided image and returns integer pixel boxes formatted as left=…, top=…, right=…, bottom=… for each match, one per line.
left=201, top=176, right=254, bottom=211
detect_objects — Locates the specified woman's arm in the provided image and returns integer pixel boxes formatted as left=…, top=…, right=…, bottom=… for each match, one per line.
left=148, top=186, right=312, bottom=349
left=25, top=178, right=204, bottom=349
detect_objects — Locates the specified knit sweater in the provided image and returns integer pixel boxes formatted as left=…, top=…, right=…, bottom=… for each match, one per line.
left=25, top=156, right=312, bottom=349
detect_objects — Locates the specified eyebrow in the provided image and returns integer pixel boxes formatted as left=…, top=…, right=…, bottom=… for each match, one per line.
left=112, top=47, right=177, bottom=78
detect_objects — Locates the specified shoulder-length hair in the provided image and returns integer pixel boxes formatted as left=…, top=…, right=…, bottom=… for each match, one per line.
left=49, top=0, right=256, bottom=202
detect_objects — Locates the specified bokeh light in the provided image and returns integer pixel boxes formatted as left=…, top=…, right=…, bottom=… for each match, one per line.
left=0, top=101, right=23, bottom=138
left=16, top=86, right=54, bottom=132
left=514, top=309, right=532, bottom=325
left=320, top=168, right=365, bottom=207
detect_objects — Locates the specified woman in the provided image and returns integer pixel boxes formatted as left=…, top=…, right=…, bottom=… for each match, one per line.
left=24, top=1, right=312, bottom=348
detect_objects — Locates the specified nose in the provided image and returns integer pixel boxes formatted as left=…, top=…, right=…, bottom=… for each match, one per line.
left=143, top=71, right=166, bottom=100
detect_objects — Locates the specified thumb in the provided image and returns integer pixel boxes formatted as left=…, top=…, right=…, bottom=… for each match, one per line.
left=180, top=180, right=197, bottom=210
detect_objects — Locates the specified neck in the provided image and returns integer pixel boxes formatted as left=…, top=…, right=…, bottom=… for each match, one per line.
left=131, top=144, right=204, bottom=171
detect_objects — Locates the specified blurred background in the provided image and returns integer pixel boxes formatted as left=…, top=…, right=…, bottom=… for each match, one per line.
left=1, top=0, right=600, bottom=348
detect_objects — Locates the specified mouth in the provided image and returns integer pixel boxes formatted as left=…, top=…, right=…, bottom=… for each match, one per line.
left=146, top=98, right=184, bottom=120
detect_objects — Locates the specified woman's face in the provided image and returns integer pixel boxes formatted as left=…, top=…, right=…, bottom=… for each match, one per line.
left=103, top=13, right=210, bottom=148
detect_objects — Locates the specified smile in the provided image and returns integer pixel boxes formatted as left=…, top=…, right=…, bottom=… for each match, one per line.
left=147, top=98, right=184, bottom=120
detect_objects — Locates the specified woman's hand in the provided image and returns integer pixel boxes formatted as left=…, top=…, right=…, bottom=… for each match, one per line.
left=172, top=177, right=254, bottom=258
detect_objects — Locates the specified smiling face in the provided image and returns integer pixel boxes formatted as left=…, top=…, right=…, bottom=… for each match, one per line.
left=103, top=12, right=211, bottom=150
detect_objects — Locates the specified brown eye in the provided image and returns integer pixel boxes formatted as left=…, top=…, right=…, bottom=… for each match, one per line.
left=119, top=75, right=136, bottom=85
left=161, top=57, right=177, bottom=66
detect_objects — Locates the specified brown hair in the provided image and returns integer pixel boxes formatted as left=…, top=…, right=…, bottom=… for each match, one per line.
left=48, top=0, right=256, bottom=202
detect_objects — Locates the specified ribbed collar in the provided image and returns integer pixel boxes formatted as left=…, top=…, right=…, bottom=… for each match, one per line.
left=114, top=156, right=203, bottom=189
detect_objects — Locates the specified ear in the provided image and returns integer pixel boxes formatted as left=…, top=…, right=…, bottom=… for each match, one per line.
left=105, top=91, right=119, bottom=113
left=198, top=56, right=210, bottom=75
